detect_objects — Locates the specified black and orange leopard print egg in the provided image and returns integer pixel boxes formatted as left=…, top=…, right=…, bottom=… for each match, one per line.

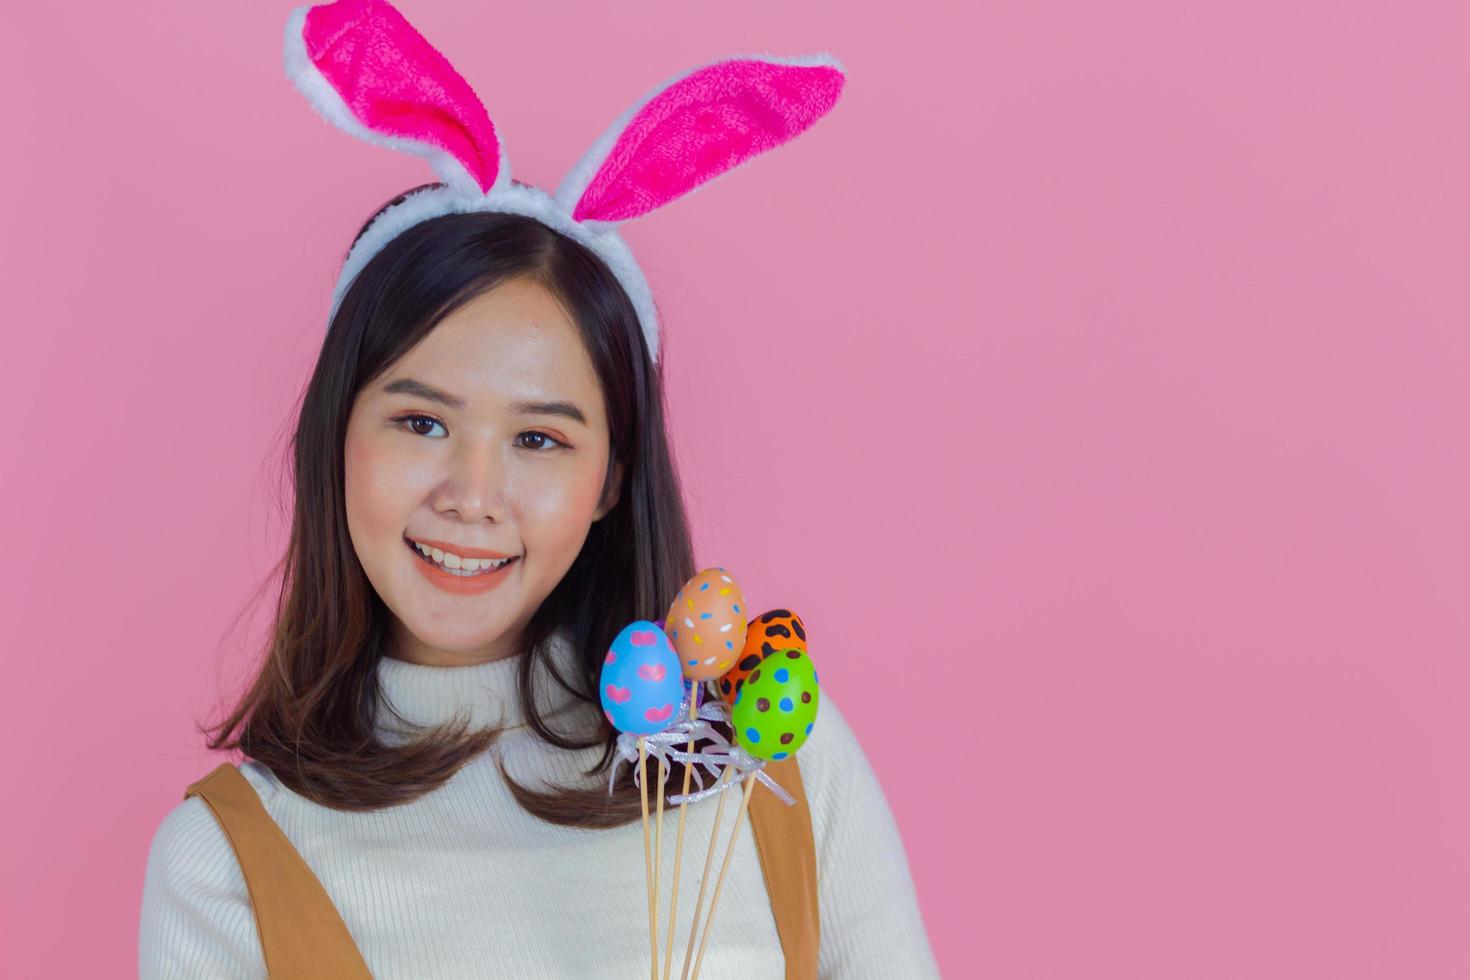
left=716, top=608, right=808, bottom=705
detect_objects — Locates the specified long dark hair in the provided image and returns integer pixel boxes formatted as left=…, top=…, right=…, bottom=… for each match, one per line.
left=203, top=182, right=701, bottom=826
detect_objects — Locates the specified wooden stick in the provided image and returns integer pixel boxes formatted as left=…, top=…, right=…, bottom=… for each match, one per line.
left=640, top=737, right=657, bottom=980
left=678, top=765, right=733, bottom=980
left=653, top=751, right=669, bottom=980
left=689, top=775, right=759, bottom=980
left=661, top=685, right=702, bottom=980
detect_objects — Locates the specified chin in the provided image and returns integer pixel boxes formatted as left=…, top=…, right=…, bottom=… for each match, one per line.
left=407, top=622, right=501, bottom=652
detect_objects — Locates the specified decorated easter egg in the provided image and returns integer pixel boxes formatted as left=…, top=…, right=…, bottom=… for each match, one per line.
left=717, top=608, right=807, bottom=704
left=664, top=567, right=748, bottom=682
left=599, top=620, right=685, bottom=735
left=731, top=648, right=820, bottom=761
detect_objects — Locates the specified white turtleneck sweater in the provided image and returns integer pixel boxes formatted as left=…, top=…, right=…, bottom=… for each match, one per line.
left=138, top=630, right=941, bottom=978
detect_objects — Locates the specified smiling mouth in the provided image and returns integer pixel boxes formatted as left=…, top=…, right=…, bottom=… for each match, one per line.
left=403, top=535, right=519, bottom=577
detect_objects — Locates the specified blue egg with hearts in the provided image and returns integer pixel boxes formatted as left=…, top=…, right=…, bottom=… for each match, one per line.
left=599, top=620, right=685, bottom=735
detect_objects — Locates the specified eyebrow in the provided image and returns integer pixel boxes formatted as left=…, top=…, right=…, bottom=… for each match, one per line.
left=379, top=378, right=588, bottom=426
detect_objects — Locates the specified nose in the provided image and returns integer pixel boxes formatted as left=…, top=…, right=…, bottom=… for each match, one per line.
left=432, top=437, right=508, bottom=524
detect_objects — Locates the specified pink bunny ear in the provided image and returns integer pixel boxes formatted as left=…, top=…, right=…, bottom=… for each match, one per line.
left=284, top=0, right=502, bottom=194
left=558, top=55, right=845, bottom=224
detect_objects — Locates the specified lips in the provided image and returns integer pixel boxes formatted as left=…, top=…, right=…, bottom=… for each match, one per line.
left=405, top=536, right=519, bottom=596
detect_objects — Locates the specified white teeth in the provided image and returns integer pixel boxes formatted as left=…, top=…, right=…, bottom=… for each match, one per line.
left=410, top=540, right=513, bottom=574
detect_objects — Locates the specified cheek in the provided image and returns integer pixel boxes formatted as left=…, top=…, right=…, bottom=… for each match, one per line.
left=515, top=461, right=608, bottom=538
left=344, top=434, right=421, bottom=544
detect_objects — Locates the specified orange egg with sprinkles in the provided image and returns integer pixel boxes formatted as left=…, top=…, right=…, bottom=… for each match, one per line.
left=664, top=567, right=749, bottom=681
left=717, top=608, right=807, bottom=704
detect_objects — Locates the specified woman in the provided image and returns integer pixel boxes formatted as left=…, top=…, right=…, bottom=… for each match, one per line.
left=140, top=1, right=940, bottom=976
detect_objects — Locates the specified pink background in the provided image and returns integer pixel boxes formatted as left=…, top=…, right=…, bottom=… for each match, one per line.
left=3, top=0, right=1468, bottom=976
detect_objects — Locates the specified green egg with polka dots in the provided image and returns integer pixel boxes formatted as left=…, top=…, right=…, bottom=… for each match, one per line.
left=731, top=648, right=820, bottom=761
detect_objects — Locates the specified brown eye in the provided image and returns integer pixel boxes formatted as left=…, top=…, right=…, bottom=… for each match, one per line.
left=516, top=431, right=566, bottom=451
left=394, top=414, right=446, bottom=438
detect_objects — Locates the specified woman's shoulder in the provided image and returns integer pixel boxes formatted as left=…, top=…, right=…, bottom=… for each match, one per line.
left=788, top=687, right=870, bottom=802
left=786, top=690, right=945, bottom=976
left=147, top=794, right=228, bottom=869
left=143, top=768, right=252, bottom=894
left=146, top=761, right=281, bottom=846
left=141, top=760, right=287, bottom=919
left=139, top=766, right=267, bottom=977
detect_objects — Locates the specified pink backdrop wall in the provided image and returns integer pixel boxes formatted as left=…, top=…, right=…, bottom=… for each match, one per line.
left=3, top=1, right=1467, bottom=976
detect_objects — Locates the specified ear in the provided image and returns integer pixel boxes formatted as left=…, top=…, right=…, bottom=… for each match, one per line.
left=284, top=0, right=505, bottom=194
left=595, top=457, right=626, bottom=521
left=554, top=55, right=845, bottom=224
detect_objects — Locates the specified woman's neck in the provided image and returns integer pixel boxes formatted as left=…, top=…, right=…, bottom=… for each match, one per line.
left=387, top=620, right=528, bottom=666
left=373, top=625, right=591, bottom=740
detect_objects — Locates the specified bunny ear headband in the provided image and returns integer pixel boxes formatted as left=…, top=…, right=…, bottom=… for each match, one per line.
left=283, top=0, right=846, bottom=364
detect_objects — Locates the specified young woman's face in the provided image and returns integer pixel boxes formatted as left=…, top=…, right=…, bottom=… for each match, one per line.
left=343, top=276, right=623, bottom=666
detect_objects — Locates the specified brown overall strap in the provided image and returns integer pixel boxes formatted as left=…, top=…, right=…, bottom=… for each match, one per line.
left=747, top=756, right=820, bottom=980
left=184, top=762, right=374, bottom=979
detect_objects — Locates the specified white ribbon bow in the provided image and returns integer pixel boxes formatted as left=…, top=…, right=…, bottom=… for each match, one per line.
left=608, top=682, right=795, bottom=807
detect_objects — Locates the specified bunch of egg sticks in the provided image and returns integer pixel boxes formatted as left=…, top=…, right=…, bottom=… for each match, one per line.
left=602, top=568, right=820, bottom=979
